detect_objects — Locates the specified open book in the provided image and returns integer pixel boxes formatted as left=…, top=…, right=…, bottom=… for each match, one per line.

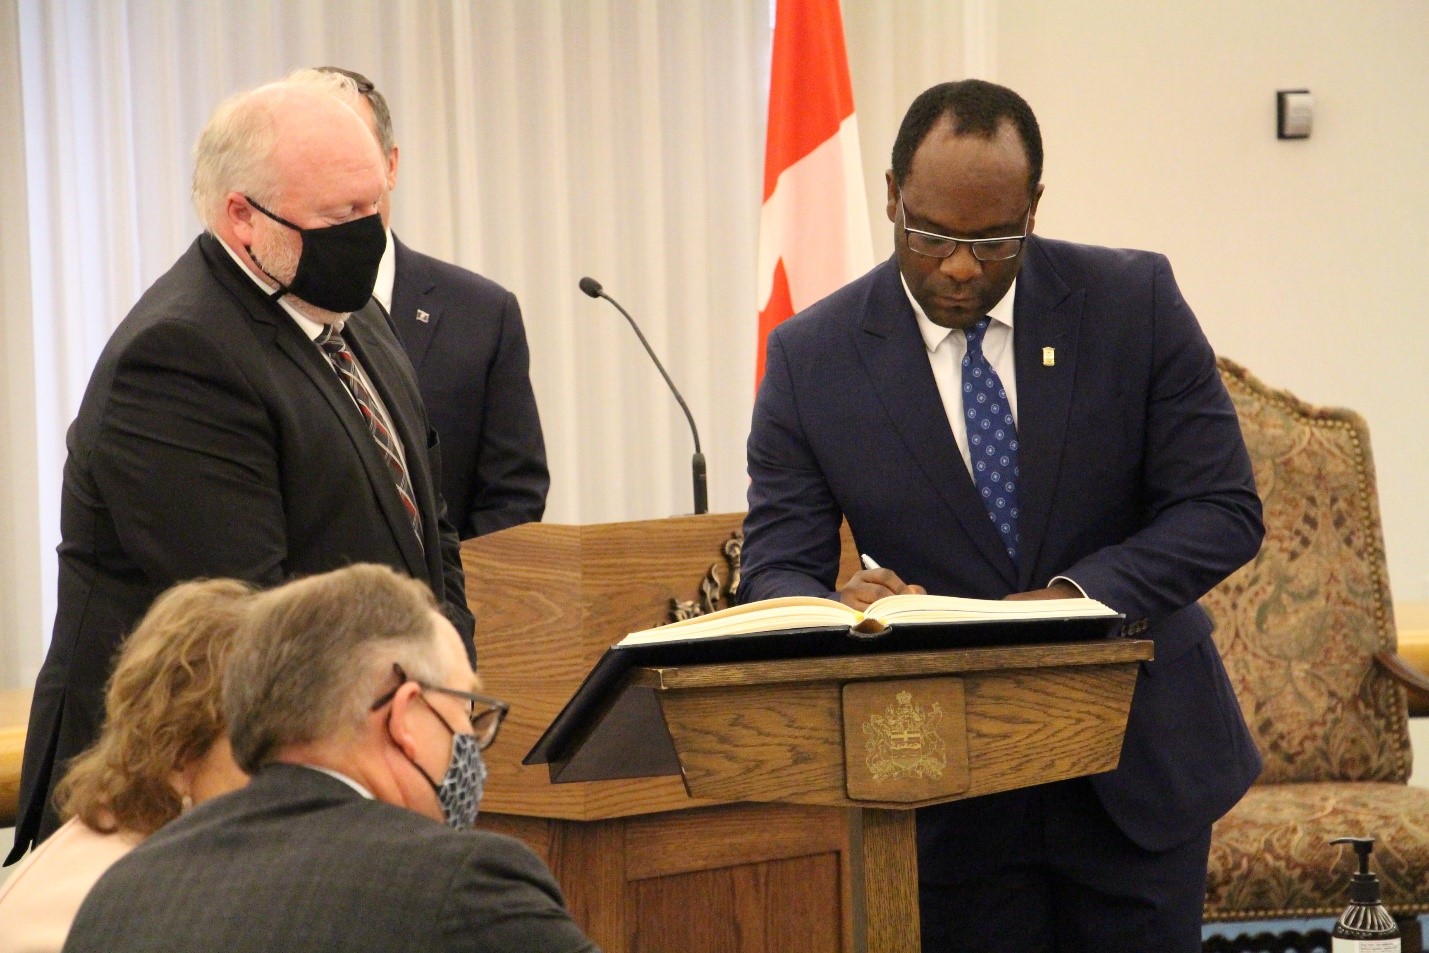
left=527, top=592, right=1124, bottom=774
left=619, top=593, right=1118, bottom=646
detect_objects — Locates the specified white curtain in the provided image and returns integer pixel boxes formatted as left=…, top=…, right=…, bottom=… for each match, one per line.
left=845, top=0, right=990, bottom=239
left=0, top=0, right=42, bottom=687
left=2, top=0, right=984, bottom=678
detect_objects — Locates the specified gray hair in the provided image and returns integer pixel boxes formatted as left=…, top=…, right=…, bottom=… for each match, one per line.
left=307, top=66, right=395, bottom=157
left=284, top=66, right=365, bottom=110
left=191, top=74, right=372, bottom=232
left=223, top=564, right=444, bottom=773
left=190, top=86, right=284, bottom=231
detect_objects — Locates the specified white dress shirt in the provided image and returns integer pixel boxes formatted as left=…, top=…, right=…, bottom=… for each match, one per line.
left=372, top=228, right=396, bottom=314
left=302, top=764, right=376, bottom=800
left=899, top=274, right=1085, bottom=596
left=902, top=275, right=1019, bottom=477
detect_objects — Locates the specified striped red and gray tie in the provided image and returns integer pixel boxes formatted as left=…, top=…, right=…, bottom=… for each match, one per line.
left=316, top=326, right=424, bottom=552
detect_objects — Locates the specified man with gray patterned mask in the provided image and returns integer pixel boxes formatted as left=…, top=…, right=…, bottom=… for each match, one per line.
left=64, top=564, right=598, bottom=953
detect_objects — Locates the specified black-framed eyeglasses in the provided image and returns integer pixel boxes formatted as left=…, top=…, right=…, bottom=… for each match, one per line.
left=370, top=664, right=510, bottom=750
left=898, top=195, right=1031, bottom=262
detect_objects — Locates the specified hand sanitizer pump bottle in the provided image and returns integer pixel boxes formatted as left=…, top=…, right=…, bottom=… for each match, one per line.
left=1329, top=837, right=1400, bottom=952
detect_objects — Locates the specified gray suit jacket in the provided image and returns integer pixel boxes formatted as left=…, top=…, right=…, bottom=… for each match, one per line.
left=63, top=764, right=597, bottom=953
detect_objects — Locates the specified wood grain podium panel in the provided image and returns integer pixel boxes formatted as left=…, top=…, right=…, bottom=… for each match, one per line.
left=464, top=515, right=746, bottom=820
left=853, top=810, right=920, bottom=953
left=0, top=688, right=32, bottom=827
left=648, top=642, right=1151, bottom=809
left=961, top=663, right=1140, bottom=794
left=480, top=802, right=855, bottom=953
left=465, top=512, right=860, bottom=820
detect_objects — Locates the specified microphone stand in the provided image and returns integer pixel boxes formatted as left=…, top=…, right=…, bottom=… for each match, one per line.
left=580, top=278, right=708, bottom=515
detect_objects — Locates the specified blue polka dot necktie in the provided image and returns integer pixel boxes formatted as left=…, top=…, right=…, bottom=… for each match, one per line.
left=962, top=317, right=1020, bottom=565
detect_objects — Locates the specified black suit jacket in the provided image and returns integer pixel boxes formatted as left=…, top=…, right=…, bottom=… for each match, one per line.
left=741, top=240, right=1265, bottom=860
left=63, top=764, right=597, bottom=953
left=389, top=236, right=547, bottom=539
left=10, top=234, right=474, bottom=861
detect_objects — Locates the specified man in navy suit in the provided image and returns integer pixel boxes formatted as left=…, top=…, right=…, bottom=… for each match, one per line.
left=314, top=67, right=548, bottom=539
left=739, top=80, right=1264, bottom=952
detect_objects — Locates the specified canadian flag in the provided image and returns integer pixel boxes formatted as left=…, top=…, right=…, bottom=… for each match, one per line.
left=756, top=0, right=873, bottom=386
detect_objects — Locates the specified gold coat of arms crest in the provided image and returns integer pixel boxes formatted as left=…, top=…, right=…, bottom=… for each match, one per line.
left=863, top=690, right=947, bottom=782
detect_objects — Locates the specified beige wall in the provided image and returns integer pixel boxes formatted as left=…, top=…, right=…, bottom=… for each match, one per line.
left=0, top=0, right=42, bottom=691
left=997, top=1, right=1429, bottom=602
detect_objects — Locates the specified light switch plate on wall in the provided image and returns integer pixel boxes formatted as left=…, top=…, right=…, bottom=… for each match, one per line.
left=1277, top=89, right=1313, bottom=139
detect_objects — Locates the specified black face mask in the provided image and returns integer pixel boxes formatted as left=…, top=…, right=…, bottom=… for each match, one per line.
left=245, top=196, right=386, bottom=314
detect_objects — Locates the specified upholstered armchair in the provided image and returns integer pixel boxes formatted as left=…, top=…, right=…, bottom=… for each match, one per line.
left=1201, top=358, right=1429, bottom=950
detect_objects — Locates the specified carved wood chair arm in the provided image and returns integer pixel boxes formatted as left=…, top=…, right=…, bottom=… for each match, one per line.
left=1374, top=650, right=1429, bottom=717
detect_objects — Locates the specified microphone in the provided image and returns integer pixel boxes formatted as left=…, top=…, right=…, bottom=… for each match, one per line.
left=580, top=276, right=708, bottom=515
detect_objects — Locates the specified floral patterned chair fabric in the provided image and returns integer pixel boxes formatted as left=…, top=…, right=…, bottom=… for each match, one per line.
left=1201, top=358, right=1429, bottom=927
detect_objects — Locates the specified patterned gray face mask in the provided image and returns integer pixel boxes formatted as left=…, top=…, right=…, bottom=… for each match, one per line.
left=397, top=693, right=487, bottom=829
left=429, top=730, right=487, bottom=830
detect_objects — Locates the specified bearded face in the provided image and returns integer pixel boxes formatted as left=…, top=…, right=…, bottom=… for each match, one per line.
left=247, top=213, right=348, bottom=325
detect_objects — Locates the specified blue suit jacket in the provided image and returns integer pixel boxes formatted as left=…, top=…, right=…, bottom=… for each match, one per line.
left=740, top=238, right=1264, bottom=856
left=389, top=237, right=548, bottom=539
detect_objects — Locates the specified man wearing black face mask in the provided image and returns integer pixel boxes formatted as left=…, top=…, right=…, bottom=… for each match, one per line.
left=304, top=66, right=549, bottom=542
left=64, top=564, right=598, bottom=953
left=8, top=79, right=475, bottom=865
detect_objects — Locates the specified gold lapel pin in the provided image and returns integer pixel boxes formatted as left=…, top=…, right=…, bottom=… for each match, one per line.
left=1042, top=346, right=1055, bottom=367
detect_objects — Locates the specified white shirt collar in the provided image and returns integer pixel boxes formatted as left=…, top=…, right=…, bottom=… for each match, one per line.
left=373, top=228, right=396, bottom=313
left=300, top=764, right=375, bottom=800
left=216, top=234, right=343, bottom=341
left=901, top=272, right=1017, bottom=354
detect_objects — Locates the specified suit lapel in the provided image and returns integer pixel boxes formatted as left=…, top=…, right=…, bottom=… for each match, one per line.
left=389, top=236, right=443, bottom=371
left=1012, top=236, right=1084, bottom=589
left=853, top=260, right=1018, bottom=586
left=200, top=235, right=430, bottom=579
left=202, top=236, right=373, bottom=454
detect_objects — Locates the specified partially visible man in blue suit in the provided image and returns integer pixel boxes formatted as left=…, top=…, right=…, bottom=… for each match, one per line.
left=739, top=80, right=1264, bottom=952
left=312, top=67, right=549, bottom=539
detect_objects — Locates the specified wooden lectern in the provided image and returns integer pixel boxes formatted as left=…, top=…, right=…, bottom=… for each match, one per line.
left=464, top=514, right=1151, bottom=953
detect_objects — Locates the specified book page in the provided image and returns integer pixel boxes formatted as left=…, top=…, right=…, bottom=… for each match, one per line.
left=865, top=593, right=1116, bottom=624
left=618, top=595, right=857, bottom=647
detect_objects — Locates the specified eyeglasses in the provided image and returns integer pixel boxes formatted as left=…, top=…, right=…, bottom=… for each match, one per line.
left=898, top=196, right=1030, bottom=262
left=370, top=663, right=510, bottom=750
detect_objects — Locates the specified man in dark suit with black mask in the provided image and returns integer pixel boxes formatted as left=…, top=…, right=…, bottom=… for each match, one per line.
left=312, top=67, right=549, bottom=540
left=9, top=75, right=474, bottom=863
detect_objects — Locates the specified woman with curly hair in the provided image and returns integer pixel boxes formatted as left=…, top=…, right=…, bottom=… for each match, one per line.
left=0, top=579, right=253, bottom=951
